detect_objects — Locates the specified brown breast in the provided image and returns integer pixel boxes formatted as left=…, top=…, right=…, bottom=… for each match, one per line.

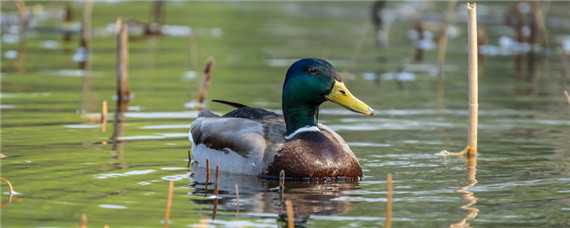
left=265, top=129, right=362, bottom=179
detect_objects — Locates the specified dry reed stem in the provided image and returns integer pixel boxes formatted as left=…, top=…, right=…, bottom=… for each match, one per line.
left=439, top=3, right=478, bottom=157
left=63, top=3, right=73, bottom=42
left=101, top=100, right=108, bottom=132
left=14, top=0, right=28, bottom=23
left=214, top=162, right=221, bottom=196
left=79, top=0, right=93, bottom=70
left=15, top=0, right=28, bottom=73
left=0, top=177, right=15, bottom=195
left=205, top=159, right=211, bottom=184
left=196, top=57, right=215, bottom=111
left=235, top=184, right=240, bottom=214
left=384, top=174, right=393, bottom=228
left=197, top=218, right=208, bottom=228
left=466, top=2, right=478, bottom=156
left=116, top=18, right=130, bottom=103
left=0, top=153, right=6, bottom=159
left=103, top=225, right=109, bottom=228
left=437, top=0, right=457, bottom=75
left=80, top=213, right=88, bottom=228
left=111, top=18, right=130, bottom=147
left=163, top=181, right=174, bottom=228
left=531, top=2, right=549, bottom=47
left=279, top=170, right=285, bottom=200
left=565, top=90, right=570, bottom=104
left=285, top=200, right=294, bottom=228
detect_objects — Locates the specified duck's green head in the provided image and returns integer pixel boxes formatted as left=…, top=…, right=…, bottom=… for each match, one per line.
left=282, top=58, right=374, bottom=135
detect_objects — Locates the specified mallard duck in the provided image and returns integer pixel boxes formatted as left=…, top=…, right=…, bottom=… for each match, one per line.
left=189, top=58, right=374, bottom=179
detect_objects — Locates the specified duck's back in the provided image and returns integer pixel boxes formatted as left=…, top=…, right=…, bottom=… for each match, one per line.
left=189, top=104, right=287, bottom=176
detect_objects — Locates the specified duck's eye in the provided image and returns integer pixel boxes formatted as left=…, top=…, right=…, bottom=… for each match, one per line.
left=307, top=67, right=320, bottom=75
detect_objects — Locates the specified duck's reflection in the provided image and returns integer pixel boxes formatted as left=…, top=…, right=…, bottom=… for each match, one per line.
left=189, top=168, right=358, bottom=226
left=450, top=155, right=478, bottom=228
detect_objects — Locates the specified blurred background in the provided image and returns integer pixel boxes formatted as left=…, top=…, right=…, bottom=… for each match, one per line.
left=1, top=1, right=569, bottom=227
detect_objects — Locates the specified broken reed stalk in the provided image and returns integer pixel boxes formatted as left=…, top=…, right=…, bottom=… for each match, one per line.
left=530, top=2, right=548, bottom=48
left=413, top=21, right=425, bottom=63
left=235, top=184, right=240, bottom=214
left=211, top=166, right=220, bottom=221
left=437, top=0, right=457, bottom=76
left=0, top=177, right=16, bottom=205
left=15, top=0, right=28, bottom=73
left=0, top=177, right=15, bottom=196
left=279, top=170, right=285, bottom=201
left=436, top=0, right=457, bottom=110
left=384, top=174, right=393, bottom=228
left=195, top=58, right=215, bottom=111
left=197, top=218, right=209, bottom=228
left=80, top=213, right=88, bottom=228
left=214, top=162, right=221, bottom=196
left=163, top=181, right=174, bottom=228
left=101, top=100, right=108, bottom=132
left=146, top=0, right=164, bottom=35
left=285, top=200, right=294, bottom=228
left=63, top=3, right=73, bottom=42
left=512, top=2, right=525, bottom=81
left=79, top=0, right=93, bottom=70
left=205, top=159, right=211, bottom=184
left=111, top=18, right=130, bottom=148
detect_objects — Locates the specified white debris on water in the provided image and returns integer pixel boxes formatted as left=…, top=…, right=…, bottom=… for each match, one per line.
left=4, top=50, right=17, bottom=59
left=182, top=70, right=197, bottom=80
left=99, top=204, right=128, bottom=209
left=72, top=47, right=88, bottom=63
left=95, top=169, right=156, bottom=179
left=161, top=25, right=192, bottom=37
left=42, top=40, right=60, bottom=49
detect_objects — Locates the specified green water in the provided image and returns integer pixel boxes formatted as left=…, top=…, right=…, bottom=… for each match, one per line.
left=2, top=1, right=569, bottom=227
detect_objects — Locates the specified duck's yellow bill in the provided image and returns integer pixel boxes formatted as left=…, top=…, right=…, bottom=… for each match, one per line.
left=325, top=80, right=374, bottom=116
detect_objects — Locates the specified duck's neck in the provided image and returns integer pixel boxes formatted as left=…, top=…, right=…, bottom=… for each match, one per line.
left=283, top=105, right=319, bottom=136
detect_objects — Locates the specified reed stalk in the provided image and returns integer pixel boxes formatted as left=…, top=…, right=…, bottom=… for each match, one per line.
left=0, top=177, right=15, bottom=195
left=214, top=163, right=221, bottom=196
left=205, top=159, right=211, bottom=185
left=285, top=200, right=294, bottom=228
left=146, top=0, right=164, bottom=36
left=63, top=3, right=73, bottom=42
left=79, top=0, right=93, bottom=70
left=279, top=170, right=285, bottom=201
left=101, top=100, right=108, bottom=132
left=384, top=174, right=393, bottom=228
left=466, top=2, right=479, bottom=157
left=436, top=0, right=457, bottom=110
left=15, top=0, right=28, bottom=73
left=565, top=90, right=570, bottom=104
left=437, top=0, right=457, bottom=75
left=163, top=181, right=174, bottom=228
left=439, top=3, right=478, bottom=157
left=235, top=184, right=240, bottom=214
left=111, top=18, right=130, bottom=148
left=80, top=213, right=88, bottom=228
left=195, top=57, right=215, bottom=111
